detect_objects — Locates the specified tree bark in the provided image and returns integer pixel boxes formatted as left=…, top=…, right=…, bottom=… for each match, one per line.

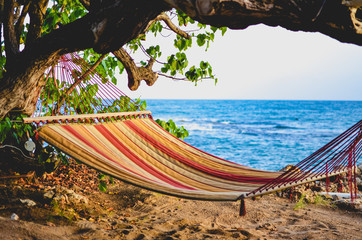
left=113, top=48, right=158, bottom=90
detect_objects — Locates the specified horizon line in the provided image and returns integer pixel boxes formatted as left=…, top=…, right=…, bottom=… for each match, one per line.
left=139, top=98, right=362, bottom=102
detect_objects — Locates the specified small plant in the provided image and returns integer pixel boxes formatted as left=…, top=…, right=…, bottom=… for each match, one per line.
left=313, top=194, right=331, bottom=206
left=293, top=194, right=307, bottom=210
left=98, top=173, right=114, bottom=192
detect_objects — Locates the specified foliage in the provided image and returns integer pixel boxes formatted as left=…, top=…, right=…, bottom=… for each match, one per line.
left=312, top=194, right=331, bottom=206
left=42, top=0, right=88, bottom=35
left=0, top=115, right=33, bottom=145
left=155, top=119, right=189, bottom=140
left=138, top=9, right=227, bottom=84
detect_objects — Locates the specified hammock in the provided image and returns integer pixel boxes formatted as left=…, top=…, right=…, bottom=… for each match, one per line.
left=23, top=53, right=362, bottom=208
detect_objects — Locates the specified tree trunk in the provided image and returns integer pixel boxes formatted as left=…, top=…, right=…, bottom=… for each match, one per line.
left=0, top=0, right=168, bottom=118
left=0, top=53, right=60, bottom=117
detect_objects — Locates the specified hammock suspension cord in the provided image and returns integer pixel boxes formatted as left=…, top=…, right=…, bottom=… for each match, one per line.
left=23, top=53, right=361, bottom=209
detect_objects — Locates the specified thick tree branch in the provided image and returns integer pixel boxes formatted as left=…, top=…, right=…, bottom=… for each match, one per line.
left=113, top=48, right=158, bottom=91
left=163, top=0, right=362, bottom=46
left=0, top=0, right=3, bottom=15
left=15, top=1, right=31, bottom=43
left=13, top=1, right=21, bottom=23
left=26, top=0, right=49, bottom=47
left=3, top=0, right=19, bottom=66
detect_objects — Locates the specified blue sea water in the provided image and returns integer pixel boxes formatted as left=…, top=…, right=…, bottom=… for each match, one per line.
left=145, top=100, right=362, bottom=171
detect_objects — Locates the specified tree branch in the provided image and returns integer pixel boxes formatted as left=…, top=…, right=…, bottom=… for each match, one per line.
left=13, top=1, right=21, bottom=23
left=158, top=72, right=213, bottom=81
left=113, top=48, right=158, bottom=90
left=3, top=0, right=19, bottom=67
left=153, top=12, right=191, bottom=39
left=15, top=1, right=31, bottom=43
left=26, top=0, right=49, bottom=47
left=163, top=0, right=362, bottom=46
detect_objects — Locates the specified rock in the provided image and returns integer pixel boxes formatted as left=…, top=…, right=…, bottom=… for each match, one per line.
left=356, top=177, right=361, bottom=184
left=76, top=220, right=97, bottom=231
left=334, top=199, right=361, bottom=210
left=10, top=213, right=19, bottom=221
left=19, top=199, right=36, bottom=207
left=332, top=194, right=342, bottom=201
left=51, top=186, right=88, bottom=205
left=279, top=164, right=298, bottom=172
left=43, top=190, right=55, bottom=199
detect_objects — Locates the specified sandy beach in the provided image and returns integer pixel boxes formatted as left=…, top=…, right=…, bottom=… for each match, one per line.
left=0, top=160, right=361, bottom=240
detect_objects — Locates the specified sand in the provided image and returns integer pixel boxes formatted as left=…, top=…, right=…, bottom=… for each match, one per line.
left=0, top=160, right=361, bottom=240
left=0, top=182, right=361, bottom=240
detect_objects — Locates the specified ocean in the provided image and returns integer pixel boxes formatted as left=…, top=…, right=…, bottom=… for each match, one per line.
left=145, top=100, right=362, bottom=171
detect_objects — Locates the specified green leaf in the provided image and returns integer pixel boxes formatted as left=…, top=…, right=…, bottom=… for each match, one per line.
left=98, top=181, right=107, bottom=192
left=197, top=34, right=206, bottom=47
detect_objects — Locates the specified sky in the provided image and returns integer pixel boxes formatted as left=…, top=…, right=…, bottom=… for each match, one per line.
left=117, top=24, right=362, bottom=101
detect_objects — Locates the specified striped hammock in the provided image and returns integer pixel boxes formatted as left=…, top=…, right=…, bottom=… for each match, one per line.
left=24, top=53, right=362, bottom=204
left=25, top=111, right=361, bottom=201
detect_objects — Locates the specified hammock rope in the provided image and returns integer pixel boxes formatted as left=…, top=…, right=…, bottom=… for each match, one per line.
left=23, top=53, right=361, bottom=213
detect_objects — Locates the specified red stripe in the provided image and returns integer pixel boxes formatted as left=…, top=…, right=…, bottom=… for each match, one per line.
left=148, top=119, right=274, bottom=174
left=148, top=119, right=242, bottom=166
left=125, top=120, right=276, bottom=184
left=61, top=125, right=157, bottom=183
left=94, top=124, right=196, bottom=190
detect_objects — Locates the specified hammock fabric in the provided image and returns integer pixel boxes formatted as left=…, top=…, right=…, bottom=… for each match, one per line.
left=24, top=53, right=362, bottom=204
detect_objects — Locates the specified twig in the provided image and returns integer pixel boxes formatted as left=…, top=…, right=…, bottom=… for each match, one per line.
left=157, top=73, right=213, bottom=81
left=0, top=171, right=35, bottom=179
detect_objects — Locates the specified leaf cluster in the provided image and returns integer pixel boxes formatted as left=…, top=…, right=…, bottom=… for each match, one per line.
left=83, top=50, right=125, bottom=85
left=42, top=0, right=87, bottom=35
left=155, top=119, right=189, bottom=140
left=97, top=173, right=114, bottom=192
left=0, top=115, right=33, bottom=145
left=123, top=9, right=227, bottom=84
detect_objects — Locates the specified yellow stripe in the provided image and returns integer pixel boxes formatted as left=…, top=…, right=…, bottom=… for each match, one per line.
left=134, top=119, right=280, bottom=178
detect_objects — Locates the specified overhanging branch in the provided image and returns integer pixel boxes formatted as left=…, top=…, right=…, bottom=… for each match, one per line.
left=26, top=0, right=49, bottom=47
left=163, top=0, right=362, bottom=46
left=113, top=48, right=158, bottom=91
